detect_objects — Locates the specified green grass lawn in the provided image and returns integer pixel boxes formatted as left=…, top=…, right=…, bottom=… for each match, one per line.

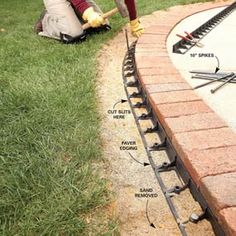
left=0, top=0, right=210, bottom=235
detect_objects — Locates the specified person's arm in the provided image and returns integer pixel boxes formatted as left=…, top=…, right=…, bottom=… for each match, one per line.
left=70, top=0, right=105, bottom=27
left=124, top=0, right=137, bottom=20
left=70, top=0, right=90, bottom=14
left=124, top=0, right=144, bottom=38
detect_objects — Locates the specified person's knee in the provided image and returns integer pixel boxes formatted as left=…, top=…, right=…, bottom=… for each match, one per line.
left=67, top=23, right=84, bottom=38
left=41, top=0, right=85, bottom=40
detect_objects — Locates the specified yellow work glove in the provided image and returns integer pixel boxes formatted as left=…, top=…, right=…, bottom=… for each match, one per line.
left=130, top=18, right=144, bottom=38
left=82, top=7, right=105, bottom=28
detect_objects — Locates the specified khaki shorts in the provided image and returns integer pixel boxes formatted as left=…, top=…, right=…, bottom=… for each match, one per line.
left=39, top=0, right=104, bottom=40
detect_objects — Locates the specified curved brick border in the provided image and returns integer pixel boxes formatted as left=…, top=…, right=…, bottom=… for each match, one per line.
left=135, top=2, right=236, bottom=235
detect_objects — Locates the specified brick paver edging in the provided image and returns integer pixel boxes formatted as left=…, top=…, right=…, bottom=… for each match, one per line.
left=135, top=1, right=236, bottom=235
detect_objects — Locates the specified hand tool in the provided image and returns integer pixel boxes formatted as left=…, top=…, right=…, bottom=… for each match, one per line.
left=211, top=74, right=236, bottom=93
left=193, top=72, right=234, bottom=90
left=176, top=32, right=204, bottom=48
left=184, top=31, right=204, bottom=47
left=82, top=0, right=128, bottom=30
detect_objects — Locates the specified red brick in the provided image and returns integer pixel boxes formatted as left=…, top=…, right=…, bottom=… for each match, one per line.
left=143, top=60, right=173, bottom=66
left=136, top=63, right=176, bottom=72
left=162, top=19, right=180, bottom=24
left=219, top=207, right=236, bottom=236
left=145, top=83, right=191, bottom=93
left=152, top=10, right=168, bottom=16
left=138, top=35, right=167, bottom=44
left=135, top=48, right=169, bottom=57
left=160, top=13, right=188, bottom=21
left=136, top=49, right=168, bottom=56
left=140, top=74, right=184, bottom=85
left=138, top=67, right=179, bottom=76
left=135, top=53, right=170, bottom=60
left=150, top=90, right=200, bottom=105
left=137, top=61, right=173, bottom=70
left=136, top=43, right=166, bottom=49
left=166, top=6, right=201, bottom=17
left=135, top=46, right=168, bottom=54
left=143, top=26, right=171, bottom=35
left=135, top=51, right=169, bottom=57
left=156, top=101, right=212, bottom=118
left=152, top=10, right=168, bottom=18
left=164, top=112, right=226, bottom=136
left=163, top=15, right=183, bottom=20
left=151, top=23, right=176, bottom=28
left=181, top=146, right=236, bottom=186
left=143, top=30, right=168, bottom=36
left=172, top=128, right=236, bottom=156
left=135, top=55, right=171, bottom=67
left=200, top=172, right=236, bottom=215
left=153, top=20, right=180, bottom=28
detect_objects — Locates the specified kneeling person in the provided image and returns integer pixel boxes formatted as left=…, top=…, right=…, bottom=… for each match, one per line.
left=35, top=0, right=144, bottom=43
left=36, top=0, right=107, bottom=43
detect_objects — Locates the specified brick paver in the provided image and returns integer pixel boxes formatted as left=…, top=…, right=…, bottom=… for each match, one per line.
left=164, top=112, right=227, bottom=138
left=137, top=43, right=166, bottom=49
left=219, top=207, right=236, bottom=236
left=200, top=172, right=236, bottom=215
left=138, top=35, right=167, bottom=44
left=139, top=75, right=183, bottom=86
left=138, top=67, right=180, bottom=76
left=136, top=56, right=171, bottom=69
left=172, top=128, right=236, bottom=153
left=145, top=83, right=191, bottom=93
left=155, top=101, right=212, bottom=119
left=181, top=146, right=236, bottom=186
left=150, top=90, right=200, bottom=105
